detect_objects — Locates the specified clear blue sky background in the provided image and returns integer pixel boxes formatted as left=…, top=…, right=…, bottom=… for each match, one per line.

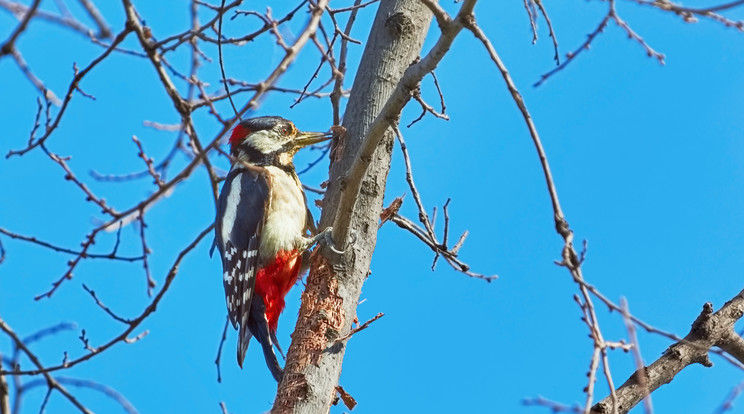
left=1, top=1, right=743, bottom=413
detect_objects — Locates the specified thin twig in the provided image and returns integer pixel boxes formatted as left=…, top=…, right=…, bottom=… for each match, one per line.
left=330, top=0, right=364, bottom=125
left=0, top=318, right=93, bottom=413
left=534, top=0, right=560, bottom=64
left=0, top=0, right=42, bottom=58
left=331, top=313, right=384, bottom=345
left=76, top=0, right=111, bottom=38
left=6, top=26, right=132, bottom=157
left=82, top=285, right=131, bottom=324
left=0, top=228, right=143, bottom=262
left=132, top=136, right=164, bottom=188
left=218, top=0, right=240, bottom=119
left=535, top=0, right=665, bottom=87
left=390, top=124, right=493, bottom=280
left=523, top=396, right=582, bottom=412
left=214, top=316, right=229, bottom=383
left=8, top=48, right=61, bottom=105
left=392, top=123, right=435, bottom=240
left=1, top=223, right=214, bottom=376
left=522, top=0, right=538, bottom=44
left=21, top=376, right=137, bottom=414
left=621, top=297, right=654, bottom=414
left=712, top=380, right=744, bottom=414
left=137, top=213, right=156, bottom=297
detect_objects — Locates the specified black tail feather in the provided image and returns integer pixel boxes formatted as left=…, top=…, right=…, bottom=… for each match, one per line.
left=236, top=295, right=284, bottom=382
left=271, top=330, right=286, bottom=360
left=237, top=323, right=251, bottom=368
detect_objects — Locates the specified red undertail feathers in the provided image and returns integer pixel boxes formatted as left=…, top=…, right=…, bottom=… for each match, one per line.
left=255, top=249, right=302, bottom=332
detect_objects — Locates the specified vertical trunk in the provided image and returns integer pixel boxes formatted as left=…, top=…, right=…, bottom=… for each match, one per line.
left=272, top=1, right=433, bottom=413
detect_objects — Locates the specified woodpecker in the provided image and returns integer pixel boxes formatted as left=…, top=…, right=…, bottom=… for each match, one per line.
left=213, top=116, right=333, bottom=382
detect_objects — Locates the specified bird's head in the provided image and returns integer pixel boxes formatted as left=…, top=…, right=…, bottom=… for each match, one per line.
left=229, top=116, right=332, bottom=167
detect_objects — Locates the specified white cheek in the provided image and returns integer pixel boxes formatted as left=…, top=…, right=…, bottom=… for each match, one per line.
left=246, top=130, right=283, bottom=153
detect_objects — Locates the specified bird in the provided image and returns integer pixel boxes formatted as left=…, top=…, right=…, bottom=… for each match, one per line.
left=212, top=116, right=334, bottom=382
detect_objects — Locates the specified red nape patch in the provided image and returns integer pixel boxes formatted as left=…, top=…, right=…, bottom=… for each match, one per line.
left=255, top=250, right=302, bottom=333
left=228, top=124, right=249, bottom=151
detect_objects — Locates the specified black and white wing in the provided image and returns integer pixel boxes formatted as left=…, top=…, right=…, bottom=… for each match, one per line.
left=214, top=166, right=269, bottom=364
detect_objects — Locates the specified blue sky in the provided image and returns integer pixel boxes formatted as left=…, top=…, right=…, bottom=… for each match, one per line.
left=1, top=1, right=743, bottom=413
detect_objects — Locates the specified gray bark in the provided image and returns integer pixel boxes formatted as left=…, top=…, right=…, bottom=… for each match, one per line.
left=272, top=1, right=433, bottom=413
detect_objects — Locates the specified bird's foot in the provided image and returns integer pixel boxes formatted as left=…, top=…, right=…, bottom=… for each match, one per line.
left=302, top=227, right=346, bottom=254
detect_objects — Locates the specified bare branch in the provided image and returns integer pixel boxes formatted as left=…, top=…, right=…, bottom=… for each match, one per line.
left=0, top=318, right=93, bottom=413
left=132, top=136, right=165, bottom=188
left=330, top=0, right=364, bottom=125
left=328, top=0, right=379, bottom=14
left=523, top=0, right=538, bottom=44
left=331, top=312, right=384, bottom=346
left=631, top=0, right=744, bottom=28
left=22, top=323, right=77, bottom=346
left=8, top=48, right=61, bottom=105
left=592, top=294, right=744, bottom=413
left=82, top=285, right=131, bottom=324
left=6, top=26, right=133, bottom=158
left=20, top=376, right=136, bottom=414
left=76, top=0, right=111, bottom=38
left=0, top=0, right=95, bottom=39
left=712, top=380, right=744, bottom=414
left=535, top=0, right=675, bottom=87
left=0, top=227, right=144, bottom=262
left=136, top=213, right=156, bottom=296
left=0, top=0, right=41, bottom=58
left=534, top=0, right=560, bottom=64
left=523, top=396, right=582, bottom=412
left=217, top=0, right=240, bottom=119
left=406, top=86, right=449, bottom=128
left=1, top=223, right=214, bottom=376
left=214, top=316, right=229, bottom=383
left=392, top=123, right=435, bottom=240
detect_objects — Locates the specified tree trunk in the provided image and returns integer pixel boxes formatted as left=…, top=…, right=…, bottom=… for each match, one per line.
left=272, top=1, right=433, bottom=413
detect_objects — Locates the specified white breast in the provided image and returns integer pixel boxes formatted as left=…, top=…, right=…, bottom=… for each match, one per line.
left=259, top=166, right=307, bottom=262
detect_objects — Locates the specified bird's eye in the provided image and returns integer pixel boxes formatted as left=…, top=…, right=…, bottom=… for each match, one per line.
left=281, top=127, right=290, bottom=135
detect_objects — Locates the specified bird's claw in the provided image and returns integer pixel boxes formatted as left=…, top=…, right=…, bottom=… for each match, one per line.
left=319, top=227, right=345, bottom=254
left=303, top=227, right=355, bottom=255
